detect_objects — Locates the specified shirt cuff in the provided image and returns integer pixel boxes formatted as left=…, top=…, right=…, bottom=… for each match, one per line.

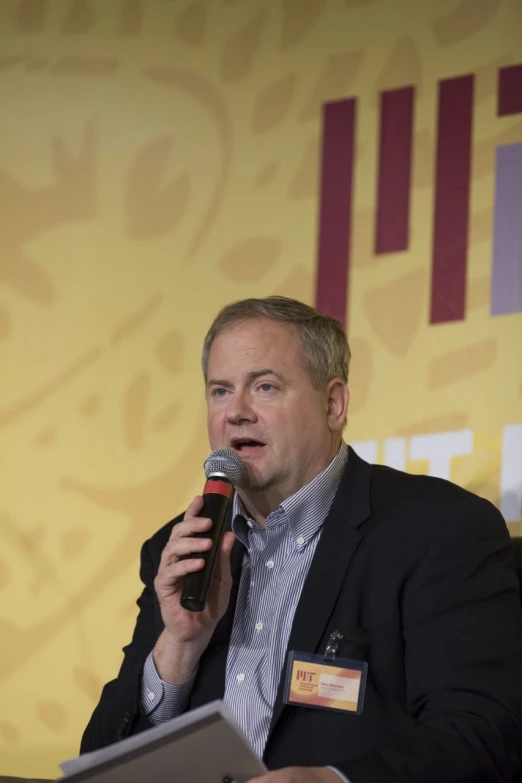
left=140, top=651, right=197, bottom=723
left=327, top=766, right=351, bottom=783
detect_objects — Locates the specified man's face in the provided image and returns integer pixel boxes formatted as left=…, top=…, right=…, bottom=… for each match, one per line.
left=206, top=318, right=343, bottom=507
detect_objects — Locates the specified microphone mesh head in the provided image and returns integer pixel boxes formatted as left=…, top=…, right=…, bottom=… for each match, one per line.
left=204, top=448, right=243, bottom=485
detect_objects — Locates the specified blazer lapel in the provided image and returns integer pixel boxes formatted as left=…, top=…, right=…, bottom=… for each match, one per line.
left=266, top=448, right=373, bottom=743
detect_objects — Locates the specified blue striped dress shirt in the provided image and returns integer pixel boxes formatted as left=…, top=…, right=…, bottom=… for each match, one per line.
left=141, top=442, right=350, bottom=781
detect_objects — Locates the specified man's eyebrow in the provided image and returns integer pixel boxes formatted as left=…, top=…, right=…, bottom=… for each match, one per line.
left=246, top=368, right=285, bottom=382
left=207, top=369, right=285, bottom=387
left=207, top=378, right=233, bottom=388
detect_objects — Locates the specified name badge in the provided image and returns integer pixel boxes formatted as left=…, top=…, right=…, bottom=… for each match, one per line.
left=283, top=631, right=367, bottom=714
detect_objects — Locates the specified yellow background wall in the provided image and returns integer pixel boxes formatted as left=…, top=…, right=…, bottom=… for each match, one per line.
left=0, top=0, right=521, bottom=777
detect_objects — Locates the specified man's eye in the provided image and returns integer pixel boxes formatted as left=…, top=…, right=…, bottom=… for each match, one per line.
left=259, top=383, right=274, bottom=392
left=212, top=388, right=228, bottom=397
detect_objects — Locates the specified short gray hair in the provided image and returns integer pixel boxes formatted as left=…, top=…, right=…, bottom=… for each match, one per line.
left=202, top=296, right=350, bottom=389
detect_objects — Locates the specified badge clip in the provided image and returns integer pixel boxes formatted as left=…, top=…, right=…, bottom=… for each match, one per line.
left=324, top=629, right=344, bottom=662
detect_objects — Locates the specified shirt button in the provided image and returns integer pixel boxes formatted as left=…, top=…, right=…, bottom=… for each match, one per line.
left=255, top=622, right=263, bottom=631
left=266, top=560, right=274, bottom=569
left=247, top=520, right=254, bottom=528
left=147, top=690, right=155, bottom=702
left=297, top=536, right=305, bottom=546
left=237, top=673, right=245, bottom=682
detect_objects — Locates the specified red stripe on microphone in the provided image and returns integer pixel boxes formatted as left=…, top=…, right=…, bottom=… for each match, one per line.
left=375, top=86, right=414, bottom=254
left=203, top=480, right=233, bottom=499
left=315, top=98, right=357, bottom=330
left=430, top=74, right=474, bottom=324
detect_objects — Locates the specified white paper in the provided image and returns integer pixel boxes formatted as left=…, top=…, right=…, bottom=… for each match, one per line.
left=59, top=700, right=266, bottom=782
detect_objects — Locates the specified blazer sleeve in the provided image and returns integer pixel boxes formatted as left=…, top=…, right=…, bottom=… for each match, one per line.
left=80, top=537, right=162, bottom=753
left=338, top=494, right=522, bottom=783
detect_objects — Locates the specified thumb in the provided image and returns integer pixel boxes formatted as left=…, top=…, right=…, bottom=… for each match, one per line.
left=215, top=531, right=236, bottom=585
left=221, top=531, right=236, bottom=555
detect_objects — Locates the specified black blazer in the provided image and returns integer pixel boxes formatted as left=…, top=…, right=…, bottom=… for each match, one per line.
left=81, top=449, right=522, bottom=782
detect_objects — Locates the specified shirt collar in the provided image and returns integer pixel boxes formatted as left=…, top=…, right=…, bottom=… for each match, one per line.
left=231, top=442, right=348, bottom=547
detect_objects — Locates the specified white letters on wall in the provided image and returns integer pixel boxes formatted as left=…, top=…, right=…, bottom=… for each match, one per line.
left=408, top=430, right=474, bottom=481
left=352, top=426, right=522, bottom=523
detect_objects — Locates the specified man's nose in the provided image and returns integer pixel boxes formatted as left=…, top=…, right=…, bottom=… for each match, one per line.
left=225, top=390, right=256, bottom=424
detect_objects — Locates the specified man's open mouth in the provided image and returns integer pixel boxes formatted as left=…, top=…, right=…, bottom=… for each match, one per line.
left=231, top=438, right=266, bottom=452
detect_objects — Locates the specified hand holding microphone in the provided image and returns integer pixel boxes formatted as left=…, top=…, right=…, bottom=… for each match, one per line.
left=181, top=448, right=243, bottom=612
left=152, top=449, right=243, bottom=683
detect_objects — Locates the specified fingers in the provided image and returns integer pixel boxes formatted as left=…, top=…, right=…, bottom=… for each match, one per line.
left=160, top=497, right=213, bottom=564
left=173, top=534, right=213, bottom=557
left=159, top=537, right=211, bottom=575
left=168, top=496, right=212, bottom=542
left=158, top=497, right=234, bottom=588
left=157, top=558, right=205, bottom=584
left=154, top=548, right=207, bottom=597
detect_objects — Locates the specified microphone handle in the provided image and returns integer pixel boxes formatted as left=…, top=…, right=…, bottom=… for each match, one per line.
left=180, top=486, right=232, bottom=612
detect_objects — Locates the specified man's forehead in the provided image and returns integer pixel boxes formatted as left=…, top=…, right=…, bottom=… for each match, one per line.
left=207, top=320, right=305, bottom=377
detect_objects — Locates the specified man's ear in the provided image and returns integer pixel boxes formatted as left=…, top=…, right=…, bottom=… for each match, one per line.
left=326, top=379, right=349, bottom=432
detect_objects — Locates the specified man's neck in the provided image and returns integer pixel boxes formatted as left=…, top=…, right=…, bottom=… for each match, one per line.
left=237, top=440, right=344, bottom=527
left=236, top=489, right=280, bottom=527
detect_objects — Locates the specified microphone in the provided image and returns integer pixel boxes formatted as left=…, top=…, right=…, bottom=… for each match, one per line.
left=180, top=448, right=243, bottom=612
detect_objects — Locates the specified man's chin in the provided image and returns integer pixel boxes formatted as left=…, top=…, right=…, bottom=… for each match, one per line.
left=236, top=468, right=271, bottom=494
left=237, top=478, right=265, bottom=493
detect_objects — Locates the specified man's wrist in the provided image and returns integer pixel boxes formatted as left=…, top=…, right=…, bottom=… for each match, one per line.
left=152, top=628, right=207, bottom=684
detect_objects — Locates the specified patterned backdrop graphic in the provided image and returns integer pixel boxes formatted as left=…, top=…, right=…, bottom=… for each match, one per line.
left=0, top=0, right=521, bottom=777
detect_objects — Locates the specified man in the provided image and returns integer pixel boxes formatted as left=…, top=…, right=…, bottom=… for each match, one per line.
left=81, top=296, right=522, bottom=782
